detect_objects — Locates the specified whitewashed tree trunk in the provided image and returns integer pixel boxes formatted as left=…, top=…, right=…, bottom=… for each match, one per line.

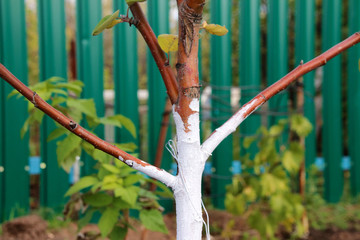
left=172, top=98, right=207, bottom=239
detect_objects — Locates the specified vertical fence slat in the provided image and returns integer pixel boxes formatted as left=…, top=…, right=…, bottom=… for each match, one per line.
left=147, top=0, right=173, bottom=212
left=76, top=0, right=104, bottom=175
left=239, top=0, right=261, bottom=158
left=295, top=0, right=316, bottom=169
left=322, top=0, right=343, bottom=203
left=113, top=0, right=139, bottom=146
left=38, top=0, right=69, bottom=208
left=348, top=0, right=360, bottom=196
left=210, top=0, right=233, bottom=209
left=267, top=0, right=289, bottom=128
left=0, top=0, right=29, bottom=219
left=147, top=1, right=171, bottom=170
left=0, top=0, right=4, bottom=220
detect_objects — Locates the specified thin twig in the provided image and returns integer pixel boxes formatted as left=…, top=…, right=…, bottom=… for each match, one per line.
left=0, top=63, right=176, bottom=188
left=202, top=32, right=360, bottom=156
left=129, top=3, right=179, bottom=104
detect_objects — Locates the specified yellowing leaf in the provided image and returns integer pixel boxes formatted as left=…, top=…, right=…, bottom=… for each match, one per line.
left=202, top=21, right=229, bottom=36
left=158, top=34, right=179, bottom=53
left=106, top=19, right=123, bottom=29
left=126, top=0, right=146, bottom=6
left=92, top=10, right=120, bottom=36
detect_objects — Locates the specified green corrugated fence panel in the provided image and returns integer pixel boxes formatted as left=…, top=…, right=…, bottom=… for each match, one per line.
left=239, top=0, right=261, bottom=159
left=113, top=0, right=139, bottom=146
left=147, top=1, right=172, bottom=170
left=0, top=0, right=4, bottom=221
left=295, top=0, right=316, bottom=169
left=147, top=0, right=173, bottom=212
left=38, top=0, right=69, bottom=209
left=348, top=0, right=360, bottom=196
left=76, top=0, right=104, bottom=175
left=0, top=0, right=30, bottom=220
left=267, top=0, right=289, bottom=131
left=322, top=0, right=343, bottom=203
left=210, top=0, right=233, bottom=209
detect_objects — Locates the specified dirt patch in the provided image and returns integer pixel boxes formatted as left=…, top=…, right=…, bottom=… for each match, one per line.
left=1, top=215, right=48, bottom=240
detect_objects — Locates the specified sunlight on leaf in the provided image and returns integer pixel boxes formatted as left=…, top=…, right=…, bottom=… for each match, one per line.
left=158, top=34, right=179, bottom=53
left=92, top=10, right=120, bottom=36
left=202, top=21, right=229, bottom=36
left=126, top=0, right=146, bottom=6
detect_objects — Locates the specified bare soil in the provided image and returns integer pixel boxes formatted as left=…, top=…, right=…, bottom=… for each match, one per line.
left=1, top=210, right=360, bottom=240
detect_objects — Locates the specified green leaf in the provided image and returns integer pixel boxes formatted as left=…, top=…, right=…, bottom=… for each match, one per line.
left=102, top=164, right=121, bottom=174
left=100, top=115, right=136, bottom=138
left=109, top=226, right=127, bottom=240
left=225, top=192, right=246, bottom=215
left=114, top=186, right=139, bottom=206
left=83, top=192, right=113, bottom=207
left=20, top=118, right=30, bottom=139
left=98, top=207, right=119, bottom=237
left=126, top=0, right=146, bottom=6
left=56, top=134, right=82, bottom=168
left=67, top=98, right=97, bottom=118
left=269, top=124, right=285, bottom=136
left=65, top=176, right=98, bottom=196
left=123, top=174, right=143, bottom=186
left=115, top=142, right=138, bottom=152
left=92, top=10, right=120, bottom=36
left=47, top=128, right=67, bottom=142
left=158, top=34, right=179, bottom=53
left=282, top=142, right=304, bottom=175
left=77, top=209, right=95, bottom=231
left=113, top=197, right=133, bottom=210
left=290, top=114, right=313, bottom=137
left=139, top=209, right=168, bottom=233
left=145, top=179, right=173, bottom=199
left=243, top=136, right=257, bottom=149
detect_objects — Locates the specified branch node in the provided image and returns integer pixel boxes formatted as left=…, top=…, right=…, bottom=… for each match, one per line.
left=32, top=92, right=38, bottom=108
left=69, top=121, right=78, bottom=130
left=300, top=60, right=304, bottom=65
left=260, top=93, right=268, bottom=101
left=129, top=17, right=139, bottom=27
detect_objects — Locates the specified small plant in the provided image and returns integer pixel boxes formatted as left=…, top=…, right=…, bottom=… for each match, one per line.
left=12, top=77, right=171, bottom=239
left=225, top=115, right=312, bottom=239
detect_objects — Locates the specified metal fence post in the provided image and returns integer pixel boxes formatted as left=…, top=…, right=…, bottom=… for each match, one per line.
left=295, top=0, right=316, bottom=169
left=348, top=0, right=360, bottom=196
left=210, top=0, right=233, bottom=209
left=38, top=0, right=69, bottom=208
left=76, top=0, right=104, bottom=175
left=322, top=0, right=343, bottom=203
left=267, top=0, right=289, bottom=130
left=239, top=0, right=261, bottom=158
left=0, top=0, right=29, bottom=219
left=147, top=1, right=172, bottom=170
left=113, top=0, right=139, bottom=146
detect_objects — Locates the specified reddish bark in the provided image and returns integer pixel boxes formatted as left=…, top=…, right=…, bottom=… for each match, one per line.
left=0, top=63, right=150, bottom=168
left=129, top=3, right=179, bottom=104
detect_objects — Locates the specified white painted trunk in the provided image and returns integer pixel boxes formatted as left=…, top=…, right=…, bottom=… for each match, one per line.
left=172, top=99, right=207, bottom=239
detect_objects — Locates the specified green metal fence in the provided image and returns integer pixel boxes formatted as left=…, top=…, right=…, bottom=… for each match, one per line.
left=0, top=0, right=360, bottom=220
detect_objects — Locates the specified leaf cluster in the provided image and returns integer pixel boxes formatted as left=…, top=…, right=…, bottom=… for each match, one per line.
left=11, top=77, right=171, bottom=239
left=225, top=115, right=312, bottom=239
left=64, top=159, right=171, bottom=239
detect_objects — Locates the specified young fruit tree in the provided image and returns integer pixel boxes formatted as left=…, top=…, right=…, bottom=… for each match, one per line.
left=1, top=0, right=360, bottom=239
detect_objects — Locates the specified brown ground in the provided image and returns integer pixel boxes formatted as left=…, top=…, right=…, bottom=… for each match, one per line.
left=1, top=211, right=360, bottom=240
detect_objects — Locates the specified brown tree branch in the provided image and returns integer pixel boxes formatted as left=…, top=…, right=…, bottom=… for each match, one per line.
left=202, top=32, right=360, bottom=155
left=175, top=0, right=204, bottom=128
left=185, top=0, right=206, bottom=15
left=128, top=3, right=179, bottom=104
left=0, top=63, right=176, bottom=187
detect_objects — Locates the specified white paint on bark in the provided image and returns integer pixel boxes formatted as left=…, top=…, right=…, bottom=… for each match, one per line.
left=201, top=97, right=264, bottom=156
left=172, top=99, right=208, bottom=240
left=118, top=157, right=176, bottom=189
